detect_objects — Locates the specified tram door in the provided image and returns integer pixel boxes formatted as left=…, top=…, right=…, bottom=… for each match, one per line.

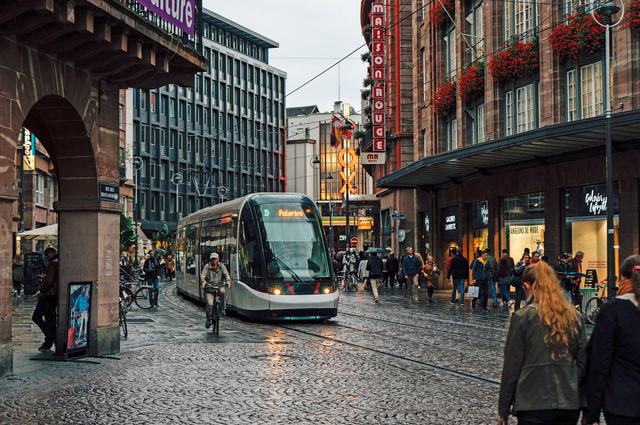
left=183, top=223, right=201, bottom=300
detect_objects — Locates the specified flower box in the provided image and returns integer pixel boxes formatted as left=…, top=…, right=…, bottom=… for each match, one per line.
left=432, top=0, right=454, bottom=28
left=550, top=8, right=604, bottom=61
left=433, top=79, right=457, bottom=117
left=459, top=62, right=484, bottom=102
left=627, top=0, right=640, bottom=32
left=488, top=38, right=539, bottom=82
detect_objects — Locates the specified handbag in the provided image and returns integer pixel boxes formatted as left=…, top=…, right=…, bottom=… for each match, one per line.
left=467, top=285, right=479, bottom=298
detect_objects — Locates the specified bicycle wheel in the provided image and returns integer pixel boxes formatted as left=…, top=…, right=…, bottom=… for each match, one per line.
left=134, top=287, right=154, bottom=309
left=348, top=275, right=357, bottom=292
left=121, top=286, right=134, bottom=309
left=584, top=297, right=601, bottom=325
left=119, top=303, right=128, bottom=338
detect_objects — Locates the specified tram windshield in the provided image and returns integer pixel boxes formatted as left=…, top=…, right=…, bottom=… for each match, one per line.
left=256, top=203, right=330, bottom=281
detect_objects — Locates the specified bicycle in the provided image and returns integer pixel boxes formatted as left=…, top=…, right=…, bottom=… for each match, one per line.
left=205, top=283, right=224, bottom=335
left=584, top=282, right=610, bottom=325
left=134, top=282, right=158, bottom=309
left=119, top=278, right=135, bottom=309
left=119, top=296, right=128, bottom=338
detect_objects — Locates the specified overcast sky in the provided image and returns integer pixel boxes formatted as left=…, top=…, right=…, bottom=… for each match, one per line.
left=203, top=0, right=368, bottom=113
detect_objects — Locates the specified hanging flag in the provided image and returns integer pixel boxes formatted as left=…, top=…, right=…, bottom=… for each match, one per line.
left=330, top=115, right=342, bottom=148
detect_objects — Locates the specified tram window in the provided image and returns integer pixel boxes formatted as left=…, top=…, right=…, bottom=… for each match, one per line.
left=185, top=224, right=198, bottom=275
left=239, top=218, right=263, bottom=289
left=176, top=227, right=185, bottom=273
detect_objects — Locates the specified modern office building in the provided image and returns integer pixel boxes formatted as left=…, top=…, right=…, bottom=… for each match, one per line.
left=131, top=9, right=287, bottom=234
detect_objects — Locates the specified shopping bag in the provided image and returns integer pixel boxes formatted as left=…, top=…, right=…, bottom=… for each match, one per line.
left=467, top=285, right=479, bottom=298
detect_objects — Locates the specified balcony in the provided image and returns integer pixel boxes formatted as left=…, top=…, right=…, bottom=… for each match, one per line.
left=1, top=0, right=207, bottom=88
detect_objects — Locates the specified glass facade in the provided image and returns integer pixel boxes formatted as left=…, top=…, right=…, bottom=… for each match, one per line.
left=503, top=192, right=545, bottom=260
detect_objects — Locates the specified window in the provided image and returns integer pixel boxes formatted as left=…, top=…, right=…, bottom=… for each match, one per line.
left=567, top=69, right=577, bottom=121
left=170, top=130, right=176, bottom=149
left=150, top=160, right=156, bottom=178
left=160, top=162, right=166, bottom=180
left=49, top=177, right=56, bottom=208
left=422, top=129, right=428, bottom=156
left=141, top=159, right=146, bottom=178
left=141, top=91, right=147, bottom=110
left=565, top=0, right=589, bottom=16
left=179, top=101, right=184, bottom=119
left=566, top=61, right=603, bottom=122
left=444, top=27, right=456, bottom=80
left=470, top=103, right=486, bottom=144
left=170, top=99, right=176, bottom=118
left=421, top=48, right=426, bottom=103
left=160, top=95, right=167, bottom=115
left=466, top=0, right=484, bottom=62
left=35, top=173, right=45, bottom=206
left=505, top=0, right=535, bottom=40
left=187, top=104, right=192, bottom=123
left=150, top=92, right=157, bottom=113
left=446, top=119, right=457, bottom=151
left=505, top=83, right=537, bottom=135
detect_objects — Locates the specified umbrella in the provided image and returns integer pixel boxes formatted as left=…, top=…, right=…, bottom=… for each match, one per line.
left=18, top=223, right=58, bottom=241
left=366, top=248, right=388, bottom=254
left=150, top=248, right=166, bottom=256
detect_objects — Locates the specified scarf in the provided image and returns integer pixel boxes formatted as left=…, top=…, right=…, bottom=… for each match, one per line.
left=618, top=278, right=633, bottom=296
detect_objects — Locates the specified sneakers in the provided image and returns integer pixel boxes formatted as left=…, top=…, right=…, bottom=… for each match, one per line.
left=373, top=297, right=380, bottom=303
left=450, top=300, right=455, bottom=305
left=205, top=319, right=211, bottom=329
left=38, top=344, right=51, bottom=352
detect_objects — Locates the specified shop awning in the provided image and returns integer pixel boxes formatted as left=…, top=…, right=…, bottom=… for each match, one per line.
left=18, top=224, right=57, bottom=241
left=377, top=111, right=640, bottom=189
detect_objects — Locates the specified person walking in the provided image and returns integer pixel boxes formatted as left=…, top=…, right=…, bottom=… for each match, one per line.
left=358, top=253, right=369, bottom=290
left=554, top=253, right=575, bottom=304
left=584, top=255, right=640, bottom=425
left=386, top=251, right=399, bottom=288
left=200, top=252, right=231, bottom=329
left=570, top=251, right=584, bottom=308
left=165, top=254, right=175, bottom=281
left=158, top=254, right=166, bottom=280
left=143, top=251, right=161, bottom=307
left=498, top=261, right=586, bottom=425
left=447, top=248, right=469, bottom=309
left=12, top=254, right=24, bottom=297
left=32, top=247, right=59, bottom=352
left=471, top=250, right=492, bottom=312
left=423, top=255, right=439, bottom=303
left=366, top=252, right=383, bottom=303
left=512, top=254, right=530, bottom=310
left=486, top=249, right=499, bottom=308
left=402, top=247, right=423, bottom=302
left=497, top=249, right=515, bottom=307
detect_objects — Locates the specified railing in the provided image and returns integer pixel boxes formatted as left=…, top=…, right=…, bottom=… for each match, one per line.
left=117, top=0, right=202, bottom=53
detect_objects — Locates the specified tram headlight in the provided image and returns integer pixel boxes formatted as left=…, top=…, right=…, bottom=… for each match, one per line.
left=273, top=288, right=282, bottom=295
left=323, top=288, right=330, bottom=294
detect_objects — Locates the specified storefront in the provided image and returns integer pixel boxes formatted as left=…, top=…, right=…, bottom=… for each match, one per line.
left=503, top=192, right=545, bottom=260
left=441, top=206, right=460, bottom=262
left=562, top=183, right=620, bottom=282
left=471, top=200, right=489, bottom=259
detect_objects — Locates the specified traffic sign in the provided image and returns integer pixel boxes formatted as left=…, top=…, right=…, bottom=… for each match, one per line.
left=391, top=213, right=406, bottom=220
left=339, top=235, right=346, bottom=241
left=350, top=237, right=358, bottom=246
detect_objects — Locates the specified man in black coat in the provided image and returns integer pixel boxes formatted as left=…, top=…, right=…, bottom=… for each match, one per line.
left=366, top=253, right=383, bottom=303
left=385, top=252, right=399, bottom=288
left=447, top=248, right=469, bottom=309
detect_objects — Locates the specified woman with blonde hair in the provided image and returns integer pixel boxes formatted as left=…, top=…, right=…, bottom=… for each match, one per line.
left=498, top=261, right=587, bottom=425
left=584, top=255, right=640, bottom=424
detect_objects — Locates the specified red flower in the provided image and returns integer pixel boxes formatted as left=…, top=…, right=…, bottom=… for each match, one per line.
left=627, top=0, right=640, bottom=32
left=459, top=62, right=485, bottom=102
left=431, top=0, right=455, bottom=28
left=433, top=80, right=457, bottom=117
left=550, top=8, right=604, bottom=60
left=488, top=39, right=539, bottom=82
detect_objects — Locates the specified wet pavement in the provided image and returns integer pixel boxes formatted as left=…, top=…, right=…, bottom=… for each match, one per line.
left=1, top=282, right=532, bottom=424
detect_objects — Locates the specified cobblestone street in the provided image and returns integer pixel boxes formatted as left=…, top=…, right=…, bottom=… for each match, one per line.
left=1, top=283, right=515, bottom=424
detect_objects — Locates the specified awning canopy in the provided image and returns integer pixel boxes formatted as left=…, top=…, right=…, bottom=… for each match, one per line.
left=18, top=224, right=57, bottom=241
left=377, top=111, right=640, bottom=189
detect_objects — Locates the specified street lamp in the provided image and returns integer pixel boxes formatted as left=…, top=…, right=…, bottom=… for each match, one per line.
left=132, top=155, right=143, bottom=265
left=593, top=0, right=624, bottom=298
left=171, top=173, right=183, bottom=222
left=311, top=154, right=321, bottom=202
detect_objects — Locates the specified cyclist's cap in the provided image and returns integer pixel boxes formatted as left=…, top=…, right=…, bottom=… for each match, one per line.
left=210, top=253, right=219, bottom=259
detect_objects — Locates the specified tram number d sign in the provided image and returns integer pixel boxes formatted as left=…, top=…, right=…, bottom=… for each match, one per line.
left=350, top=237, right=358, bottom=246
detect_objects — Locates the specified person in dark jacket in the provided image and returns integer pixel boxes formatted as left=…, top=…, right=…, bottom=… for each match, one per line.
left=12, top=254, right=24, bottom=297
left=497, top=249, right=515, bottom=307
left=447, top=248, right=469, bottom=309
left=143, top=251, right=161, bottom=307
left=584, top=255, right=640, bottom=425
left=32, top=247, right=59, bottom=352
left=498, top=261, right=586, bottom=425
left=402, top=247, right=423, bottom=302
left=554, top=253, right=576, bottom=304
left=366, top=253, right=383, bottom=303
left=486, top=249, right=499, bottom=308
left=512, top=254, right=530, bottom=310
left=471, top=250, right=492, bottom=311
left=385, top=252, right=399, bottom=288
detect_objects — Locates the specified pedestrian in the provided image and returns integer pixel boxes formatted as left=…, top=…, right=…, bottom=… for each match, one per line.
left=366, top=252, right=383, bottom=303
left=200, top=252, right=231, bottom=328
left=584, top=255, right=640, bottom=425
left=498, top=261, right=586, bottom=425
left=143, top=251, right=160, bottom=307
left=12, top=254, right=24, bottom=297
left=32, top=247, right=59, bottom=352
left=165, top=254, right=175, bottom=281
left=415, top=251, right=425, bottom=288
left=358, top=253, right=369, bottom=290
left=497, top=249, right=515, bottom=307
left=158, top=254, right=166, bottom=280
left=512, top=254, right=530, bottom=310
left=486, top=249, right=499, bottom=308
left=381, top=253, right=388, bottom=288
left=386, top=251, right=398, bottom=288
left=402, top=247, right=423, bottom=302
left=422, top=255, right=439, bottom=303
left=554, top=253, right=575, bottom=304
left=447, top=247, right=469, bottom=309
left=530, top=251, right=541, bottom=265
left=471, top=249, right=492, bottom=312
left=570, top=251, right=584, bottom=308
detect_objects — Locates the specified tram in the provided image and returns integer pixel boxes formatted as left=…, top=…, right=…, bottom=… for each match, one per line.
left=175, top=193, right=338, bottom=320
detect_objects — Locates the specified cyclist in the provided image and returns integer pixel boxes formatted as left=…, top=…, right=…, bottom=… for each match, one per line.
left=201, top=252, right=231, bottom=329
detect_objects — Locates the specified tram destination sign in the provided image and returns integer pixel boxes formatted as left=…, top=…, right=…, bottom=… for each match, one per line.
left=135, top=0, right=195, bottom=35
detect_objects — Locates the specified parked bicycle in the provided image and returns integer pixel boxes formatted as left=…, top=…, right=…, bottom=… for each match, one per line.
left=134, top=283, right=158, bottom=309
left=205, top=283, right=224, bottom=335
left=584, top=282, right=610, bottom=325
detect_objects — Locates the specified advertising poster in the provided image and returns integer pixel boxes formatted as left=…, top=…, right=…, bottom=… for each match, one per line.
left=67, top=282, right=92, bottom=352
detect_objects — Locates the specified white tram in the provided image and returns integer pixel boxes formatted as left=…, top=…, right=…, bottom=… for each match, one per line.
left=175, top=193, right=338, bottom=320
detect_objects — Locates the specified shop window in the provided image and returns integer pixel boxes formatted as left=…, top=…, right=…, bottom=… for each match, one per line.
left=471, top=200, right=489, bottom=257
left=503, top=192, right=545, bottom=260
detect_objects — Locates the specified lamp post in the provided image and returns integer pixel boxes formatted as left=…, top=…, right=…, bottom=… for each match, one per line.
left=171, top=173, right=183, bottom=223
left=311, top=154, right=321, bottom=203
left=341, top=119, right=354, bottom=251
left=593, top=0, right=624, bottom=298
left=132, top=156, right=143, bottom=265
left=327, top=173, right=335, bottom=251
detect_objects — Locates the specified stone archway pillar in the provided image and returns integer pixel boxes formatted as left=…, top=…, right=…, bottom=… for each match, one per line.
left=55, top=200, right=120, bottom=357
left=0, top=197, right=16, bottom=376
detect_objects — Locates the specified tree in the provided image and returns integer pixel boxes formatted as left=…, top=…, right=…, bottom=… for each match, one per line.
left=120, top=213, right=137, bottom=253
left=154, top=224, right=175, bottom=254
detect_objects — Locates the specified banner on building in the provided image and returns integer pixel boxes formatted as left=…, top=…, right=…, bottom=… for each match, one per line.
left=360, top=152, right=386, bottom=165
left=134, top=0, right=195, bottom=36
left=370, top=0, right=386, bottom=153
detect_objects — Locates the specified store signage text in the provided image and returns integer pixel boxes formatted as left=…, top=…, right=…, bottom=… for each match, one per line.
left=278, top=209, right=303, bottom=218
left=444, top=215, right=457, bottom=231
left=99, top=183, right=119, bottom=203
left=23, top=130, right=36, bottom=171
left=584, top=190, right=608, bottom=215
left=360, top=152, right=386, bottom=165
left=338, top=148, right=358, bottom=196
left=136, top=0, right=195, bottom=36
left=370, top=0, right=385, bottom=153
left=508, top=226, right=540, bottom=235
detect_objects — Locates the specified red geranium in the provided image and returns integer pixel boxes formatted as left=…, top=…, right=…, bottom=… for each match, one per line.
left=433, top=79, right=457, bottom=117
left=431, top=0, right=455, bottom=27
left=627, top=0, right=640, bottom=32
left=459, top=62, right=484, bottom=102
left=488, top=38, right=539, bottom=82
left=550, top=8, right=604, bottom=61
